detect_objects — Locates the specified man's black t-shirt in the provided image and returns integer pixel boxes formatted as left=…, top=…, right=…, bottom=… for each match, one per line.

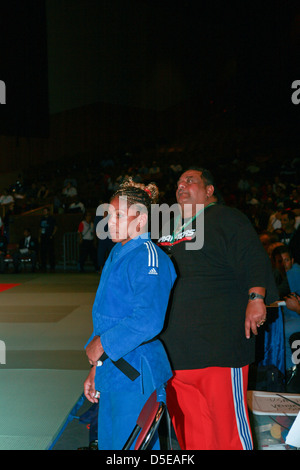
left=158, top=204, right=278, bottom=370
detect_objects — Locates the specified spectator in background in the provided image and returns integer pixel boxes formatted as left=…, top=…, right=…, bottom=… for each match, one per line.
left=237, top=172, right=250, bottom=193
left=149, top=161, right=160, bottom=176
left=78, top=212, right=98, bottom=273
left=259, top=231, right=279, bottom=253
left=26, top=182, right=39, bottom=209
left=289, top=224, right=300, bottom=265
left=0, top=189, right=14, bottom=206
left=138, top=161, right=149, bottom=178
left=37, top=183, right=49, bottom=203
left=39, top=207, right=57, bottom=272
left=278, top=210, right=297, bottom=245
left=94, top=205, right=115, bottom=274
left=68, top=197, right=85, bottom=214
left=13, top=228, right=39, bottom=273
left=53, top=192, right=63, bottom=214
left=275, top=188, right=289, bottom=209
left=2, top=201, right=15, bottom=242
left=62, top=181, right=77, bottom=198
left=271, top=244, right=291, bottom=299
left=273, top=175, right=286, bottom=196
left=285, top=293, right=300, bottom=315
left=267, top=209, right=282, bottom=232
left=61, top=182, right=79, bottom=214
left=63, top=174, right=77, bottom=188
left=289, top=187, right=300, bottom=209
left=0, top=233, right=7, bottom=273
left=273, top=246, right=300, bottom=389
left=170, top=162, right=183, bottom=176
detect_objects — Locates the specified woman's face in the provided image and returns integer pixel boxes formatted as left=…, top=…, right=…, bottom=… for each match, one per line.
left=108, top=196, right=144, bottom=245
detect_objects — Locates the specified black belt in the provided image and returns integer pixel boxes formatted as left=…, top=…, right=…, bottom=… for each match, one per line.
left=97, top=337, right=158, bottom=381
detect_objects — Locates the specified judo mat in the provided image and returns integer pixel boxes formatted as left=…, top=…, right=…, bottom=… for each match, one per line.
left=0, top=273, right=99, bottom=450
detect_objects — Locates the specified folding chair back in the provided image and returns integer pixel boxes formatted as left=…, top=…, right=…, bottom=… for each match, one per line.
left=123, top=388, right=166, bottom=450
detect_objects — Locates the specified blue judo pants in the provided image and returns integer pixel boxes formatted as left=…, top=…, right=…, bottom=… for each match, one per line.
left=97, top=371, right=161, bottom=450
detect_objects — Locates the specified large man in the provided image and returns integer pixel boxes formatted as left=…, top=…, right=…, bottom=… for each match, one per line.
left=157, top=168, right=278, bottom=450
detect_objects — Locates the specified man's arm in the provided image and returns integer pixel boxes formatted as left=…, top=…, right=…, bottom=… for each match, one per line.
left=245, top=287, right=267, bottom=339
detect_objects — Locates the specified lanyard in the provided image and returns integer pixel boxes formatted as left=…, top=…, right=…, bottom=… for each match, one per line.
left=171, top=202, right=217, bottom=243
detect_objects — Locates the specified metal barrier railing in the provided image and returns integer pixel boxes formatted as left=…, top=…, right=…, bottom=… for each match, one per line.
left=63, top=232, right=79, bottom=271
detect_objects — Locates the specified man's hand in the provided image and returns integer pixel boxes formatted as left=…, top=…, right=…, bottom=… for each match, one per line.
left=83, top=366, right=99, bottom=403
left=245, top=299, right=267, bottom=339
left=285, top=293, right=300, bottom=314
left=86, top=335, right=104, bottom=366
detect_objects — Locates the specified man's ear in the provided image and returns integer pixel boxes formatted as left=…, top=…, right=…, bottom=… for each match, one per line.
left=206, top=184, right=215, bottom=198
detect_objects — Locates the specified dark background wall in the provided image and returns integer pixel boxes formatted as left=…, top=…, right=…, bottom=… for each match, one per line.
left=0, top=0, right=299, bottom=174
left=0, top=0, right=49, bottom=138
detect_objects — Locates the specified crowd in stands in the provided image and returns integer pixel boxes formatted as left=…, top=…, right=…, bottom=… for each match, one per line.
left=0, top=144, right=299, bottom=266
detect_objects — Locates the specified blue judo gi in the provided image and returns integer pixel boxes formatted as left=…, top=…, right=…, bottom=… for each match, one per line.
left=85, top=233, right=177, bottom=450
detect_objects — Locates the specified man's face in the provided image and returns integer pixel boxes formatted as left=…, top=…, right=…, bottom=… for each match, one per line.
left=259, top=234, right=271, bottom=251
left=281, top=252, right=293, bottom=272
left=281, top=214, right=294, bottom=232
left=274, top=254, right=284, bottom=273
left=176, top=170, right=213, bottom=214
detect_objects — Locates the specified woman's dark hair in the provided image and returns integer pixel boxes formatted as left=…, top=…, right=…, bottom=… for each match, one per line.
left=111, top=177, right=159, bottom=212
left=281, top=210, right=296, bottom=221
left=272, top=244, right=293, bottom=261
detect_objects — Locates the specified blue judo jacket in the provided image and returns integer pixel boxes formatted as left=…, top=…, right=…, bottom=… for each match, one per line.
left=85, top=233, right=177, bottom=392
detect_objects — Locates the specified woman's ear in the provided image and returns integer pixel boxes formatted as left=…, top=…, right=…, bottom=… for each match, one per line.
left=128, top=212, right=148, bottom=238
left=138, top=212, right=148, bottom=230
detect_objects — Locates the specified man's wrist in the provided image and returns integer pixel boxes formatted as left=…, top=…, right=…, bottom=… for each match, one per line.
left=248, top=292, right=265, bottom=301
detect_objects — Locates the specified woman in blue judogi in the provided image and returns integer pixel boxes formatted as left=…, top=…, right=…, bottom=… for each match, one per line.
left=84, top=179, right=176, bottom=450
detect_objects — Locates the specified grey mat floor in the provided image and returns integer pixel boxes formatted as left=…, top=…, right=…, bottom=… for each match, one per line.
left=52, top=396, right=181, bottom=451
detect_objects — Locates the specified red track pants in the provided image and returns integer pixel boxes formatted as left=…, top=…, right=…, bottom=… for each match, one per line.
left=167, top=366, right=253, bottom=450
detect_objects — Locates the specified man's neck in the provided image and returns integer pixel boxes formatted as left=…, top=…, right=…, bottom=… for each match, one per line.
left=181, top=198, right=217, bottom=220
